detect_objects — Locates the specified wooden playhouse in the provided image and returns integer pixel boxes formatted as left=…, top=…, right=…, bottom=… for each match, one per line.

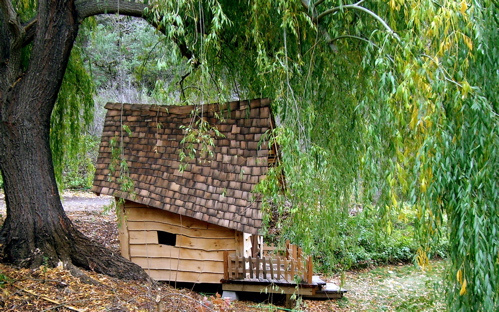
left=92, top=98, right=345, bottom=300
left=92, top=98, right=276, bottom=283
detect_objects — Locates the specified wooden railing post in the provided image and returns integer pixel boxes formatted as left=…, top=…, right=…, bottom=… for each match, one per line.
left=235, top=255, right=240, bottom=279
left=276, top=257, right=281, bottom=281
left=223, top=251, right=229, bottom=280
left=297, top=253, right=302, bottom=278
left=269, top=257, right=274, bottom=280
left=307, top=255, right=313, bottom=284
left=262, top=257, right=267, bottom=279
left=250, top=258, right=254, bottom=279
left=255, top=257, right=260, bottom=279
left=242, top=256, right=247, bottom=278
left=290, top=259, right=295, bottom=283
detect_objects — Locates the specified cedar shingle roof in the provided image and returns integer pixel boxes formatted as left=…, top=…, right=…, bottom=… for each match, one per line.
left=91, top=98, right=274, bottom=234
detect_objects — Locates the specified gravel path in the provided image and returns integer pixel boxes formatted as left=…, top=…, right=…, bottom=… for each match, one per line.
left=0, top=191, right=114, bottom=214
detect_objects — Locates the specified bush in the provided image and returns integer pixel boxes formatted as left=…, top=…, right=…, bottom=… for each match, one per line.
left=310, top=205, right=448, bottom=272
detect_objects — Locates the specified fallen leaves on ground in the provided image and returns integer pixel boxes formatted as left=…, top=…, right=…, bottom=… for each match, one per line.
left=1, top=262, right=313, bottom=311
left=1, top=262, right=203, bottom=311
left=68, top=210, right=121, bottom=254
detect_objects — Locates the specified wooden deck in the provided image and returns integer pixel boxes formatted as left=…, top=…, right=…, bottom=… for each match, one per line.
left=221, top=242, right=346, bottom=304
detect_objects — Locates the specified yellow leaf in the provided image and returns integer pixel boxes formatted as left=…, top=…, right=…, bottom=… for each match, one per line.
left=456, top=269, right=463, bottom=283
left=421, top=178, right=427, bottom=192
left=463, top=35, right=473, bottom=50
left=460, top=1, right=467, bottom=14
left=461, top=80, right=472, bottom=98
left=409, top=106, right=418, bottom=130
left=460, top=278, right=467, bottom=295
left=391, top=193, right=398, bottom=207
left=416, top=248, right=429, bottom=269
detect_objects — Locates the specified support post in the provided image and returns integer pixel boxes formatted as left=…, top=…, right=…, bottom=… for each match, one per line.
left=223, top=251, right=229, bottom=280
left=307, top=255, right=313, bottom=284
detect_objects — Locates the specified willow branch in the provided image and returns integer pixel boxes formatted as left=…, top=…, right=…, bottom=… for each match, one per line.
left=315, top=0, right=364, bottom=20
left=77, top=0, right=197, bottom=62
left=75, top=0, right=147, bottom=21
left=422, top=53, right=463, bottom=88
left=329, top=34, right=378, bottom=47
left=316, top=3, right=400, bottom=41
left=314, top=0, right=326, bottom=7
left=301, top=0, right=338, bottom=51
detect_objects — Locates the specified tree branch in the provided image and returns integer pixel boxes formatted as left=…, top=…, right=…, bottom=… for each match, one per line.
left=75, top=0, right=147, bottom=21
left=17, top=1, right=148, bottom=48
left=21, top=18, right=36, bottom=48
left=301, top=0, right=338, bottom=52
left=75, top=0, right=197, bottom=62
left=0, top=0, right=22, bottom=38
left=17, top=0, right=197, bottom=63
left=314, top=0, right=325, bottom=7
left=0, top=0, right=25, bottom=90
left=329, top=34, right=378, bottom=47
left=315, top=2, right=400, bottom=41
left=12, top=284, right=85, bottom=312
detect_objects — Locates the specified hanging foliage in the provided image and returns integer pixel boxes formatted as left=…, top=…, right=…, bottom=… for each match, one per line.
left=50, top=42, right=95, bottom=188
left=145, top=1, right=497, bottom=309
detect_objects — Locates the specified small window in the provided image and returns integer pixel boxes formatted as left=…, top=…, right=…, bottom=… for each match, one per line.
left=157, top=231, right=176, bottom=246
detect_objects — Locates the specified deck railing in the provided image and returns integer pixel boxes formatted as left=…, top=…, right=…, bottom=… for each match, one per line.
left=223, top=241, right=313, bottom=284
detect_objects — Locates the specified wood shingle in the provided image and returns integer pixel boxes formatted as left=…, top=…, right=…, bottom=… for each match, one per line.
left=92, top=98, right=274, bottom=235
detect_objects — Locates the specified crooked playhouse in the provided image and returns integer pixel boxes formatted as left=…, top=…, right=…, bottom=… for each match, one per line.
left=92, top=98, right=344, bottom=300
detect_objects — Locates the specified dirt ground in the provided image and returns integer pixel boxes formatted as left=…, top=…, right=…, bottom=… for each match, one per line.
left=0, top=191, right=445, bottom=311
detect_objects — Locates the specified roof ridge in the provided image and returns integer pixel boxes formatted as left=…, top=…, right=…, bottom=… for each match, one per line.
left=104, top=98, right=271, bottom=114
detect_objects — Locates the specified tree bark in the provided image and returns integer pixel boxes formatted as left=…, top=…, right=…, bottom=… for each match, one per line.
left=0, top=0, right=149, bottom=280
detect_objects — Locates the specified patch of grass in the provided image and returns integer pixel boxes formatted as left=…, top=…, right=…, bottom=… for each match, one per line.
left=320, top=208, right=449, bottom=272
left=0, top=273, right=11, bottom=288
left=328, top=259, right=447, bottom=311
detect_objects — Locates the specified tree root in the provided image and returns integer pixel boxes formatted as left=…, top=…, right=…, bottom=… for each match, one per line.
left=70, top=230, right=152, bottom=282
left=65, top=263, right=102, bottom=286
left=0, top=218, right=151, bottom=282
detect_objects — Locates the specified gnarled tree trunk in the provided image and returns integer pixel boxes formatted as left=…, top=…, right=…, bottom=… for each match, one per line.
left=0, top=0, right=149, bottom=280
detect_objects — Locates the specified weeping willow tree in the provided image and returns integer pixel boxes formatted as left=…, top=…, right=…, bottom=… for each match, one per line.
left=0, top=0, right=496, bottom=309
left=148, top=0, right=497, bottom=310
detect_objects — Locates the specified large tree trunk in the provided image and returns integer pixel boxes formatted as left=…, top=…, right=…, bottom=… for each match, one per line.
left=0, top=0, right=148, bottom=280
left=0, top=115, right=147, bottom=280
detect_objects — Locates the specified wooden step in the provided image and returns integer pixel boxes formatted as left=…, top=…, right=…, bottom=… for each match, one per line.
left=304, top=282, right=347, bottom=300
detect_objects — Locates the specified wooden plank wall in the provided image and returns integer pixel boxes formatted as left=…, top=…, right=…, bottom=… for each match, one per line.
left=122, top=201, right=239, bottom=283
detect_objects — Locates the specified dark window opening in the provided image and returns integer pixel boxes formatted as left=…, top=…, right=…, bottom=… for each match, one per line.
left=157, top=231, right=176, bottom=246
